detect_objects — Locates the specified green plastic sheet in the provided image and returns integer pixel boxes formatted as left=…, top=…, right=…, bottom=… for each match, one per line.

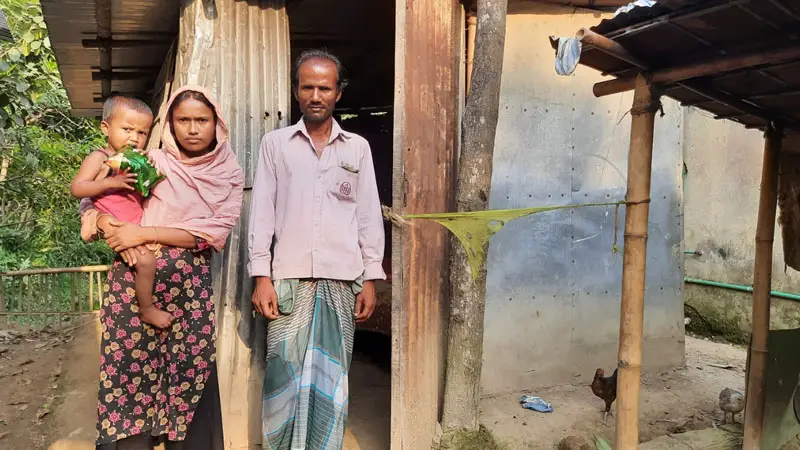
left=106, top=149, right=165, bottom=197
left=404, top=201, right=623, bottom=281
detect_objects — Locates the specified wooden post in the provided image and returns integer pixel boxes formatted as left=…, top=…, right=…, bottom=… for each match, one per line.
left=616, top=73, right=659, bottom=449
left=742, top=125, right=782, bottom=450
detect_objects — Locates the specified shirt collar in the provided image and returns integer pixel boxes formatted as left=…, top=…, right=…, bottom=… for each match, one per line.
left=291, top=117, right=352, bottom=145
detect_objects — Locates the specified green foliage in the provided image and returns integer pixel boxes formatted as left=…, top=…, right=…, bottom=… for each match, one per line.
left=0, top=0, right=113, bottom=271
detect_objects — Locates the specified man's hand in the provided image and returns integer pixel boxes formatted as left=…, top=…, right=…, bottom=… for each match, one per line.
left=252, top=277, right=279, bottom=319
left=354, top=280, right=377, bottom=324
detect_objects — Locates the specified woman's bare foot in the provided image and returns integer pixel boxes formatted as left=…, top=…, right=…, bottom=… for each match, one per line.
left=139, top=304, right=174, bottom=328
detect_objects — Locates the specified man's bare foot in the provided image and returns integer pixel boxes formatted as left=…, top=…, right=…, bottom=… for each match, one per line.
left=139, top=304, right=174, bottom=328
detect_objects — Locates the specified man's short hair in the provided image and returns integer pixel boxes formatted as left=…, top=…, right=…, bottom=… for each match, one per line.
left=292, top=49, right=349, bottom=92
left=102, top=94, right=153, bottom=122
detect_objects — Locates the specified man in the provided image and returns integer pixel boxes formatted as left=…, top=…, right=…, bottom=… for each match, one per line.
left=248, top=49, right=386, bottom=450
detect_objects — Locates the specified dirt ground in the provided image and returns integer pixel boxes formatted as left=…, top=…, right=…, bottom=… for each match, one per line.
left=1, top=322, right=744, bottom=450
left=481, top=335, right=747, bottom=449
left=0, top=318, right=391, bottom=450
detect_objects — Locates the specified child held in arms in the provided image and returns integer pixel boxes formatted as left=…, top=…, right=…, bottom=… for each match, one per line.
left=70, top=94, right=172, bottom=328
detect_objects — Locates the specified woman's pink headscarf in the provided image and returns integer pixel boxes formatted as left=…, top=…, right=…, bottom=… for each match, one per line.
left=140, top=85, right=244, bottom=251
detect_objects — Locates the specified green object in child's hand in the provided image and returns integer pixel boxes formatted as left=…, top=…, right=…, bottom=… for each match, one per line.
left=106, top=148, right=165, bottom=197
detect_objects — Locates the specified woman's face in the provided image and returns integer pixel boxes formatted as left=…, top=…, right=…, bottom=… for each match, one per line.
left=171, top=97, right=216, bottom=156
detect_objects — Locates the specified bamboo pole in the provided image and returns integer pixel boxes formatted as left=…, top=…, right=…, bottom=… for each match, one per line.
left=616, top=73, right=659, bottom=449
left=0, top=276, right=6, bottom=326
left=16, top=276, right=23, bottom=314
left=0, top=265, right=110, bottom=277
left=594, top=45, right=800, bottom=97
left=87, top=272, right=93, bottom=312
left=742, top=125, right=782, bottom=450
left=466, top=11, right=477, bottom=94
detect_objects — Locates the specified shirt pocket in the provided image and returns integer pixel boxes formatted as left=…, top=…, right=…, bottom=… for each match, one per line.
left=329, top=167, right=359, bottom=203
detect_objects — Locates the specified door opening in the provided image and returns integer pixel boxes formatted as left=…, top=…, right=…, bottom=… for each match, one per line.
left=287, top=0, right=395, bottom=447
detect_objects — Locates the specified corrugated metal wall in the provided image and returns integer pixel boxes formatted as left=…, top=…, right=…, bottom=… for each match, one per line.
left=173, top=1, right=290, bottom=448
left=480, top=2, right=685, bottom=394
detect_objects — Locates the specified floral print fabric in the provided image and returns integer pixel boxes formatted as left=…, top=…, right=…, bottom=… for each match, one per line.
left=96, top=244, right=216, bottom=445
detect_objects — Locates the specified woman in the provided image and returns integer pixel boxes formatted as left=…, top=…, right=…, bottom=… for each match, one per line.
left=85, top=85, right=244, bottom=450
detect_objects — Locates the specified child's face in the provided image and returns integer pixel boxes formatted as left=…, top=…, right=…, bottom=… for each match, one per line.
left=100, top=108, right=153, bottom=152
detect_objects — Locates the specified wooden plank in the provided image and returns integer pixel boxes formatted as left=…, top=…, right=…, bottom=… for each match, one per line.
left=392, top=0, right=461, bottom=447
left=94, top=0, right=112, bottom=99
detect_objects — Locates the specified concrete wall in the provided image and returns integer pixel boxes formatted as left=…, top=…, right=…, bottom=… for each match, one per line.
left=683, top=108, right=800, bottom=342
left=481, top=3, right=685, bottom=395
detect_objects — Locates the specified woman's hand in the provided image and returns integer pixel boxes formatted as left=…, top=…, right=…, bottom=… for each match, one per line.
left=104, top=219, right=147, bottom=252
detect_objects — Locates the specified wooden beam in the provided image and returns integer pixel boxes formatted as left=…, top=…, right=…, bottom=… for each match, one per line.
left=594, top=45, right=800, bottom=97
left=91, top=70, right=157, bottom=81
left=616, top=74, right=658, bottom=450
left=94, top=0, right=112, bottom=99
left=576, top=29, right=787, bottom=129
left=82, top=38, right=171, bottom=48
left=742, top=125, right=782, bottom=450
left=749, top=87, right=800, bottom=100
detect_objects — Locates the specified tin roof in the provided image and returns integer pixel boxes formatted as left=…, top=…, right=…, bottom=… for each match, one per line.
left=559, top=0, right=800, bottom=147
left=39, top=0, right=178, bottom=116
left=0, top=8, right=13, bottom=42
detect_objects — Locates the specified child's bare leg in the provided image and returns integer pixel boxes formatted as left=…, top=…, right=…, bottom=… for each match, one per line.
left=133, top=247, right=173, bottom=328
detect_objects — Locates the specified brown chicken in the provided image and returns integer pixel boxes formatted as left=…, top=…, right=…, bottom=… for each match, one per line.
left=591, top=367, right=618, bottom=424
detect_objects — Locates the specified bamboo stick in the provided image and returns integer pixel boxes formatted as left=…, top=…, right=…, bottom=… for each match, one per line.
left=594, top=45, right=800, bottom=97
left=0, top=276, right=6, bottom=325
left=0, top=265, right=111, bottom=277
left=69, top=273, right=75, bottom=316
left=466, top=11, right=477, bottom=95
left=87, top=272, right=93, bottom=312
left=0, top=311, right=97, bottom=316
left=16, top=276, right=23, bottom=314
left=95, top=272, right=102, bottom=310
left=616, top=74, right=658, bottom=449
left=742, top=125, right=782, bottom=450
left=577, top=28, right=647, bottom=68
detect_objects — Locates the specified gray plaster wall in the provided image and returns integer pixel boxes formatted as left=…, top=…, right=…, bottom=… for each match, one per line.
left=481, top=3, right=685, bottom=395
left=683, top=108, right=800, bottom=342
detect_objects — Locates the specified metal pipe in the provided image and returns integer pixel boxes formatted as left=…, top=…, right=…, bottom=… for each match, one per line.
left=684, top=277, right=800, bottom=302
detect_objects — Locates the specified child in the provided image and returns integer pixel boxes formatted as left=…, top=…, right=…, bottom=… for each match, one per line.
left=71, top=95, right=173, bottom=328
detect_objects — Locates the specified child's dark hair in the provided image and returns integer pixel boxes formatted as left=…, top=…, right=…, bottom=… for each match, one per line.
left=102, top=94, right=152, bottom=122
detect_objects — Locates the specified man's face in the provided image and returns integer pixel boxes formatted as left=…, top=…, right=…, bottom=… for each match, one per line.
left=294, top=58, right=342, bottom=123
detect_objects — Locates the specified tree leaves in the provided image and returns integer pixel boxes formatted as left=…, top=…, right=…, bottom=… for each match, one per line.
left=0, top=0, right=109, bottom=272
left=0, top=0, right=75, bottom=131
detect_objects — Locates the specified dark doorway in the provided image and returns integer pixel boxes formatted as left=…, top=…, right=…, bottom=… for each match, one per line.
left=287, top=1, right=395, bottom=447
